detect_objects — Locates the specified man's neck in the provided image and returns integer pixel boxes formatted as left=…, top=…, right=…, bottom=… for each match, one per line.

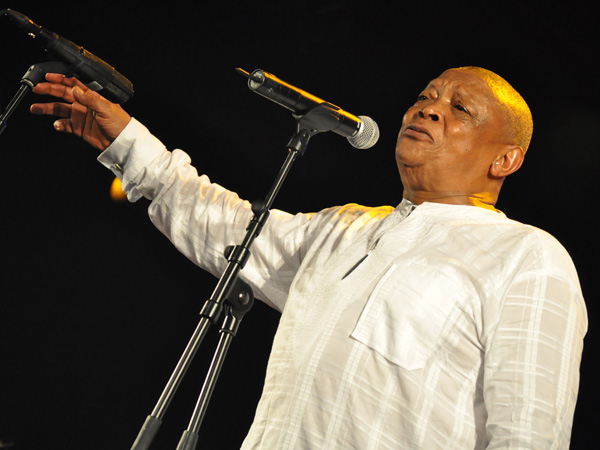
left=403, top=190, right=499, bottom=212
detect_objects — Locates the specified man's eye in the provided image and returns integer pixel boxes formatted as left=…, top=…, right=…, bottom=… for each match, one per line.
left=417, top=95, right=428, bottom=101
left=454, top=103, right=469, bottom=114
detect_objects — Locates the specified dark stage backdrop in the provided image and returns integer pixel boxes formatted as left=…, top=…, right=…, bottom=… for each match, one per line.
left=1, top=2, right=597, bottom=449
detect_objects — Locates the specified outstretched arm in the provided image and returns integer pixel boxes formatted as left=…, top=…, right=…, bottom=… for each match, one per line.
left=30, top=73, right=131, bottom=150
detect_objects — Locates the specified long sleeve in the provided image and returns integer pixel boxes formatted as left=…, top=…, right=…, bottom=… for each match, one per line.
left=97, top=118, right=321, bottom=310
left=482, top=231, right=587, bottom=449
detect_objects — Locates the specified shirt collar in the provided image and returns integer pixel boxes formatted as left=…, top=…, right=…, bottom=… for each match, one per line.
left=394, top=198, right=508, bottom=222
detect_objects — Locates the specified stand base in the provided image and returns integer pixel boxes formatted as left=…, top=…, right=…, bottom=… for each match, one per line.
left=176, top=430, right=199, bottom=450
left=131, top=415, right=162, bottom=450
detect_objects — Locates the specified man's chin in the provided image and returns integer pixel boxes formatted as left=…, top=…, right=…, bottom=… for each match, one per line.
left=395, top=147, right=428, bottom=168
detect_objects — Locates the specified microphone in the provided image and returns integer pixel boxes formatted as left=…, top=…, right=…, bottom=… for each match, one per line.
left=2, top=9, right=134, bottom=104
left=237, top=68, right=379, bottom=149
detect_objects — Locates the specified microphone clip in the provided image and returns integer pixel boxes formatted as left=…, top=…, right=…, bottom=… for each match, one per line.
left=288, top=103, right=349, bottom=155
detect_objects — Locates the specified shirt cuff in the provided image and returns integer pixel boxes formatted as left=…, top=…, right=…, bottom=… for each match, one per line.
left=97, top=117, right=167, bottom=184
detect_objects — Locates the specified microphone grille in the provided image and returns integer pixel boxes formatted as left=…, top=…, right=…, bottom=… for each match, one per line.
left=348, top=116, right=379, bottom=149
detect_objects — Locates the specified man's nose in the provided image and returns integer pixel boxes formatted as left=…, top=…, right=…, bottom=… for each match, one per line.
left=418, top=105, right=440, bottom=122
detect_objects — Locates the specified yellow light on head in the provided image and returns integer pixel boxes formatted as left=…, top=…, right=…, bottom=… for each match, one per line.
left=457, top=66, right=533, bottom=153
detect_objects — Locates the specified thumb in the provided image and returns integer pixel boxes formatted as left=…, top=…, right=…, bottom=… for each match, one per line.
left=72, top=86, right=106, bottom=114
left=71, top=85, right=131, bottom=142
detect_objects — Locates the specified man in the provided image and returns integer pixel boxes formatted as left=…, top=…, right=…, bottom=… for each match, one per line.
left=31, top=67, right=587, bottom=449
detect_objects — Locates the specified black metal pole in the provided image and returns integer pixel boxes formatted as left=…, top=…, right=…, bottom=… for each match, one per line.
left=0, top=62, right=68, bottom=137
left=131, top=130, right=308, bottom=450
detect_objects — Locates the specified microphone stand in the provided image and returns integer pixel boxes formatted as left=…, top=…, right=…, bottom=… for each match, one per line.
left=0, top=61, right=68, bottom=137
left=131, top=103, right=340, bottom=450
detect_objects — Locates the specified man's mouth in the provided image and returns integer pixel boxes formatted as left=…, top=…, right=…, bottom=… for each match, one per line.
left=404, top=124, right=433, bottom=141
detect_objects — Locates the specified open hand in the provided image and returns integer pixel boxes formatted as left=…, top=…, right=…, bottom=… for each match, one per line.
left=31, top=74, right=131, bottom=151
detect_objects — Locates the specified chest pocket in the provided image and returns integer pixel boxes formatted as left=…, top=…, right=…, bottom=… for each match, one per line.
left=351, top=262, right=463, bottom=370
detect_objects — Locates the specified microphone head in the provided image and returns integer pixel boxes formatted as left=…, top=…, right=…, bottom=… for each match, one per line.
left=348, top=116, right=379, bottom=149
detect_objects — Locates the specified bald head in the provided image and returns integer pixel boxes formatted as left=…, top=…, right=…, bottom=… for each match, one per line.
left=396, top=67, right=530, bottom=208
left=455, top=66, right=533, bottom=153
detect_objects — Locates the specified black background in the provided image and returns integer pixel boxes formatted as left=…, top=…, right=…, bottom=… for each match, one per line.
left=1, top=1, right=598, bottom=449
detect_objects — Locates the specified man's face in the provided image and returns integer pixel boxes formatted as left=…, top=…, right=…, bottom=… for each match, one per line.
left=395, top=69, right=510, bottom=195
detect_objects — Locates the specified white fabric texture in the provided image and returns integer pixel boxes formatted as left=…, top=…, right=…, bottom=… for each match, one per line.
left=98, top=118, right=587, bottom=449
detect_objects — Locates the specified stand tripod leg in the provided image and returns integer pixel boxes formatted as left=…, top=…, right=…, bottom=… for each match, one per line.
left=176, top=278, right=254, bottom=450
left=131, top=317, right=212, bottom=450
left=176, top=328, right=236, bottom=450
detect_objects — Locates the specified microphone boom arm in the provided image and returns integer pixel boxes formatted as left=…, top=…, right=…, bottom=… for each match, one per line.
left=2, top=9, right=134, bottom=104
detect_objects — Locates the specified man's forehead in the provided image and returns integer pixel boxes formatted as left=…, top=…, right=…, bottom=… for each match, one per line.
left=424, top=69, right=491, bottom=97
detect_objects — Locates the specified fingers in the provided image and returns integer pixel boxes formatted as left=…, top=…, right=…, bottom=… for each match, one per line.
left=31, top=74, right=87, bottom=117
left=30, top=72, right=132, bottom=150
left=32, top=73, right=103, bottom=109
left=72, top=86, right=132, bottom=139
left=35, top=73, right=88, bottom=90
left=54, top=101, right=91, bottom=135
left=30, top=74, right=106, bottom=130
left=32, top=73, right=113, bottom=118
left=32, top=74, right=84, bottom=101
left=30, top=101, right=73, bottom=117
left=30, top=101, right=77, bottom=133
left=71, top=85, right=106, bottom=114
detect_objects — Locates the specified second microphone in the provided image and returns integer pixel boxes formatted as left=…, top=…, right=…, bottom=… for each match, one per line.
left=239, top=68, right=379, bottom=149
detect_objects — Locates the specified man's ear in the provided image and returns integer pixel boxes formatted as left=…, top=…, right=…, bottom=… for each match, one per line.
left=490, top=146, right=525, bottom=178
